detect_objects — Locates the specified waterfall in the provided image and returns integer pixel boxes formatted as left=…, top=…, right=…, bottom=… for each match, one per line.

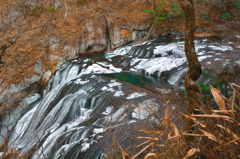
left=2, top=37, right=230, bottom=159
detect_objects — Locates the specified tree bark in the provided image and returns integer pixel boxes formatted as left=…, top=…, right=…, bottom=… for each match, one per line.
left=179, top=0, right=202, bottom=140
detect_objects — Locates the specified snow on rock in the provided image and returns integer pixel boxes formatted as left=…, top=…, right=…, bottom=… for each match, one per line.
left=236, top=35, right=240, bottom=38
left=198, top=55, right=213, bottom=61
left=96, top=62, right=122, bottom=73
left=102, top=106, right=113, bottom=115
left=126, top=92, right=147, bottom=99
left=93, top=128, right=105, bottom=134
left=208, top=45, right=233, bottom=51
left=85, top=64, right=115, bottom=74
left=109, top=64, right=122, bottom=72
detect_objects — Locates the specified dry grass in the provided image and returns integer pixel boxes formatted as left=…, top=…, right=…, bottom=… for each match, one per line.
left=103, top=83, right=240, bottom=159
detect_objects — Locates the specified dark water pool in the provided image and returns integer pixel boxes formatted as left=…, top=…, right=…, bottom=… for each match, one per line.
left=106, top=72, right=163, bottom=86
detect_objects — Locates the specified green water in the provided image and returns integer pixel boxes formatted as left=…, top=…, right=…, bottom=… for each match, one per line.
left=106, top=72, right=162, bottom=86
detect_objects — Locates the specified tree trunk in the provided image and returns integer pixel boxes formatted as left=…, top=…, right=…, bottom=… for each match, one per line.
left=179, top=0, right=202, bottom=141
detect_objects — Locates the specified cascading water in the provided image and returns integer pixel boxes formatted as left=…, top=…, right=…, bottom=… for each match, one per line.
left=2, top=37, right=238, bottom=159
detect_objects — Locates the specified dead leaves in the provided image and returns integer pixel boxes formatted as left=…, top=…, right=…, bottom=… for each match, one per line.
left=199, top=128, right=219, bottom=143
left=143, top=153, right=157, bottom=159
left=164, top=105, right=169, bottom=127
left=209, top=85, right=226, bottom=110
left=139, top=130, right=163, bottom=135
left=213, top=137, right=240, bottom=151
left=182, top=148, right=200, bottom=159
left=132, top=143, right=154, bottom=159
left=104, top=85, right=240, bottom=159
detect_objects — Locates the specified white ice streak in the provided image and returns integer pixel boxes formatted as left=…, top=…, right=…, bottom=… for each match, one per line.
left=74, top=78, right=89, bottom=85
left=10, top=103, right=39, bottom=142
left=168, top=68, right=187, bottom=85
left=105, top=45, right=132, bottom=58
left=134, top=57, right=186, bottom=76
left=105, top=107, right=126, bottom=122
left=97, top=62, right=122, bottom=72
left=154, top=43, right=185, bottom=57
left=113, top=91, right=125, bottom=97
left=214, top=58, right=222, bottom=61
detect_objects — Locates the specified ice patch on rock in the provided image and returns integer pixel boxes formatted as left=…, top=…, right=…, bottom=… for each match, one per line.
left=214, top=58, right=222, bottom=61
left=102, top=106, right=113, bottom=115
left=132, top=99, right=159, bottom=119
left=108, top=82, right=122, bottom=87
left=109, top=64, right=122, bottom=72
left=236, top=35, right=240, bottom=38
left=198, top=55, right=213, bottom=61
left=105, top=107, right=126, bottom=122
left=74, top=79, right=89, bottom=85
left=85, top=64, right=115, bottom=74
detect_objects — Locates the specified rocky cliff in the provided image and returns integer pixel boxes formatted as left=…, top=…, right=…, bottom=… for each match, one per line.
left=0, top=0, right=238, bottom=92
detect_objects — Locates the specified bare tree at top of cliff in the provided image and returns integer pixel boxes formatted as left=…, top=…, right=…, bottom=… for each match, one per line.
left=0, top=0, right=59, bottom=86
left=179, top=0, right=202, bottom=140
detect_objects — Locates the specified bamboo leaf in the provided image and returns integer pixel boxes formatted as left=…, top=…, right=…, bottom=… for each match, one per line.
left=182, top=113, right=197, bottom=121
left=116, top=141, right=130, bottom=159
left=144, top=153, right=157, bottom=159
left=210, top=85, right=226, bottom=110
left=139, top=130, right=163, bottom=135
left=213, top=137, right=240, bottom=151
left=164, top=105, right=169, bottom=126
left=231, top=88, right=236, bottom=117
left=135, top=140, right=151, bottom=149
left=132, top=143, right=154, bottom=159
left=182, top=133, right=203, bottom=137
left=216, top=124, right=238, bottom=139
left=188, top=114, right=233, bottom=121
left=199, top=128, right=219, bottom=143
left=138, top=137, right=159, bottom=141
left=171, top=122, right=180, bottom=136
left=183, top=148, right=200, bottom=159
